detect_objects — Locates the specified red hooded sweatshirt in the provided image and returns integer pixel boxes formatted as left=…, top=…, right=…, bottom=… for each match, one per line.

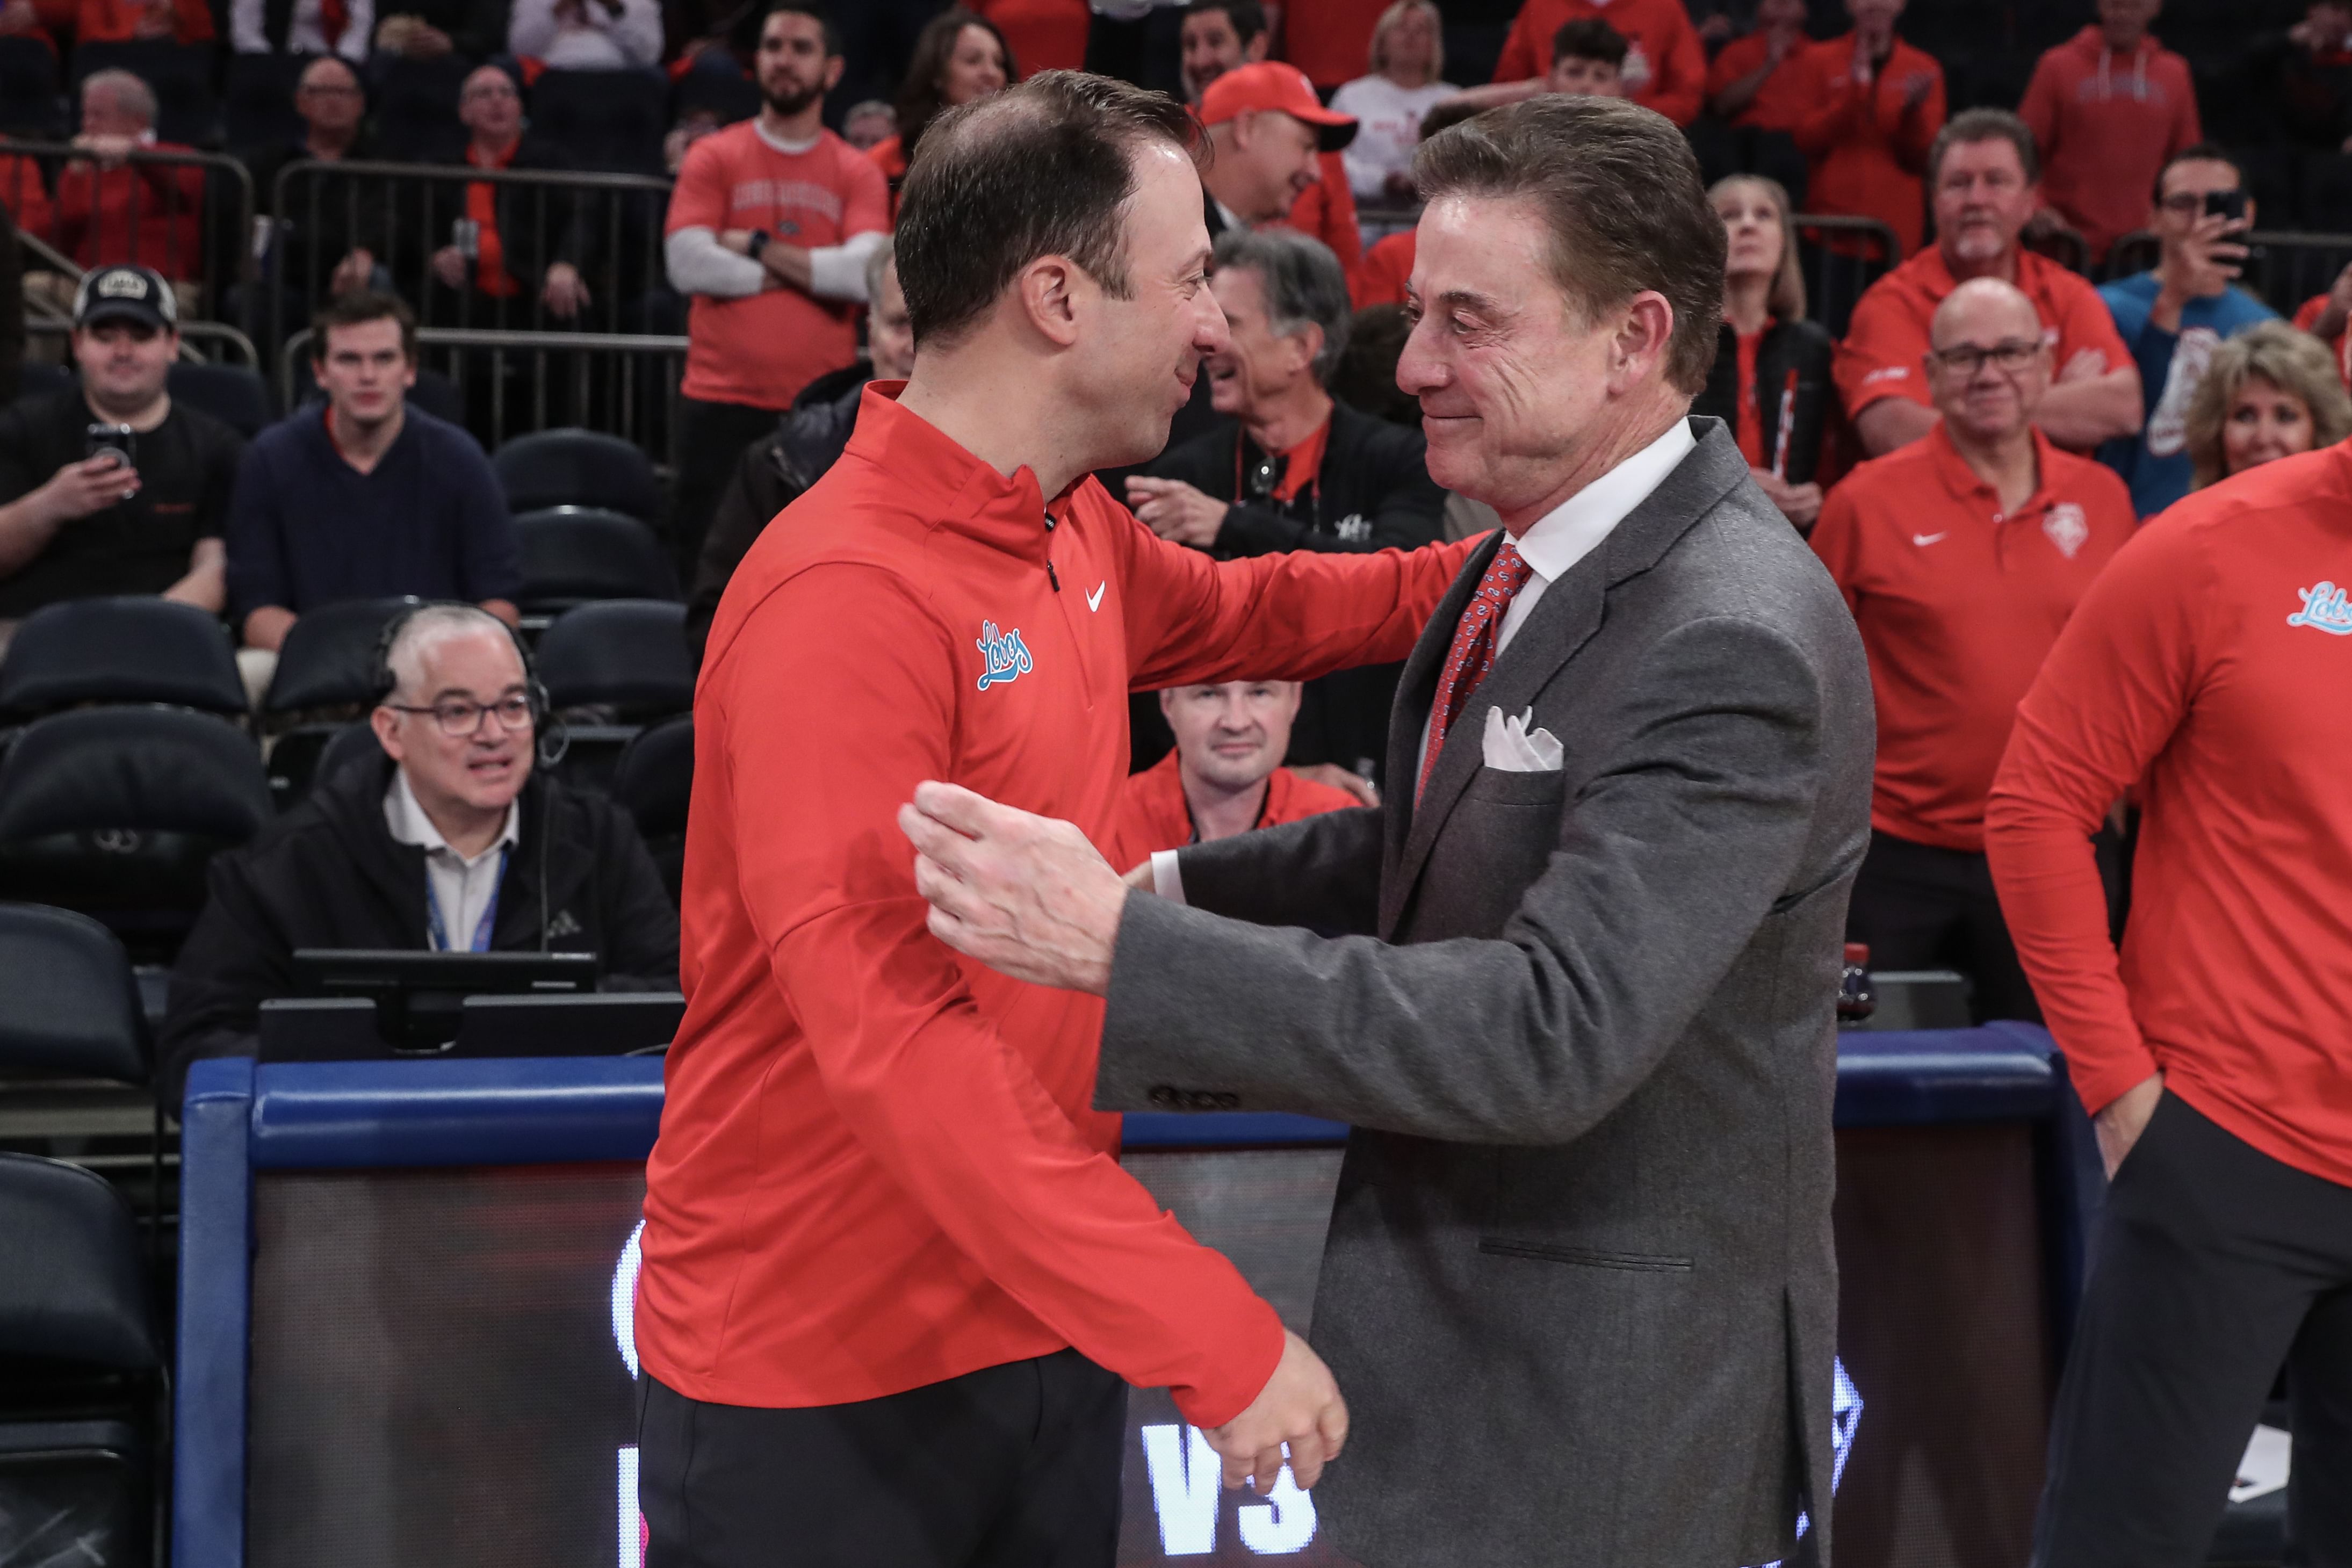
left=636, top=386, right=1474, bottom=1426
left=2019, top=26, right=2201, bottom=264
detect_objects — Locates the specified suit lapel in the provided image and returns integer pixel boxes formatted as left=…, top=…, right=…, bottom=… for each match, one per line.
left=1377, top=419, right=1753, bottom=936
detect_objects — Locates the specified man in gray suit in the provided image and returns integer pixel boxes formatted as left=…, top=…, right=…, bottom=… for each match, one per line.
left=900, top=96, right=1875, bottom=1568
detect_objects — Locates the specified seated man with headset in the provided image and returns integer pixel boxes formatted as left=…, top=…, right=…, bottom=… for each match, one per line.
left=160, top=602, right=680, bottom=1106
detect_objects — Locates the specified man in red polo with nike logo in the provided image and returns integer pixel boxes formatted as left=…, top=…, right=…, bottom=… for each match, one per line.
left=635, top=74, right=1471, bottom=1568
left=1811, top=276, right=2134, bottom=1021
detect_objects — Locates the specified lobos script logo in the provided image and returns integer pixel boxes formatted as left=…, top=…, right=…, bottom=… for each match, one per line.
left=975, top=621, right=1035, bottom=690
left=2288, top=581, right=2352, bottom=635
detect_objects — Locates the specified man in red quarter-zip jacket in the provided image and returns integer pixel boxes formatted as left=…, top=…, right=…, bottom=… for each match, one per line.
left=633, top=70, right=1476, bottom=1568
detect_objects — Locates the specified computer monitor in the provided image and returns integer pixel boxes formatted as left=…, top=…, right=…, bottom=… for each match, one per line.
left=291, top=950, right=598, bottom=1051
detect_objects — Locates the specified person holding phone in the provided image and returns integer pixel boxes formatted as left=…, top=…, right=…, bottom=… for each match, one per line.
left=0, top=264, right=241, bottom=645
left=2097, top=145, right=2278, bottom=517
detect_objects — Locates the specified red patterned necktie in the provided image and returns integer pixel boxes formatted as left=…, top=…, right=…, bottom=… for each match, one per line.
left=1418, top=537, right=1536, bottom=803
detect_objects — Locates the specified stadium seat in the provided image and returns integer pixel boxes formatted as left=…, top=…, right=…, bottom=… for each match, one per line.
left=0, top=597, right=247, bottom=720
left=0, top=707, right=271, bottom=962
left=0, top=36, right=64, bottom=138
left=672, top=66, right=760, bottom=128
left=312, top=719, right=385, bottom=792
left=516, top=507, right=679, bottom=614
left=0, top=904, right=149, bottom=1082
left=527, top=69, right=669, bottom=177
left=261, top=597, right=417, bottom=808
left=610, top=713, right=689, bottom=907
left=371, top=54, right=469, bottom=162
left=0, top=1153, right=163, bottom=1568
left=538, top=599, right=693, bottom=716
left=69, top=40, right=219, bottom=147
left=494, top=427, right=665, bottom=523
left=222, top=50, right=304, bottom=151
left=165, top=362, right=275, bottom=439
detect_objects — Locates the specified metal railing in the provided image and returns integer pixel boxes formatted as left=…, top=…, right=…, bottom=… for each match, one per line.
left=2099, top=227, right=2352, bottom=316
left=265, top=160, right=676, bottom=353
left=27, top=316, right=261, bottom=368
left=280, top=324, right=688, bottom=458
left=1, top=140, right=254, bottom=317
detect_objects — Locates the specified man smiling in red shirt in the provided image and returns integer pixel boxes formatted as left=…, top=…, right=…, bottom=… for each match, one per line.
left=636, top=73, right=1471, bottom=1568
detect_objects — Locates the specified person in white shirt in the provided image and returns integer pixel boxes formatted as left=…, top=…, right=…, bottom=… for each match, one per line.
left=231, top=0, right=373, bottom=59
left=1329, top=0, right=1457, bottom=208
left=507, top=0, right=662, bottom=70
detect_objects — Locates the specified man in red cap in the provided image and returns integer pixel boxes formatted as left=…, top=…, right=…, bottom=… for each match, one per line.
left=1197, top=61, right=1359, bottom=241
left=1179, top=1, right=1363, bottom=270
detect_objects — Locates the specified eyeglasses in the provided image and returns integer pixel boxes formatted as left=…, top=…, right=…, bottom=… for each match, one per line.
left=1928, top=339, right=2041, bottom=375
left=385, top=694, right=535, bottom=737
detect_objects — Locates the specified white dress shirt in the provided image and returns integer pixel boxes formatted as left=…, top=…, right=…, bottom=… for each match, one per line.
left=1151, top=417, right=1699, bottom=903
left=385, top=770, right=521, bottom=951
left=230, top=0, right=373, bottom=59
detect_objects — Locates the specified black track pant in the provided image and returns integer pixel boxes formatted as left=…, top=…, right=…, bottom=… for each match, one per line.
left=2033, top=1094, right=2352, bottom=1567
left=637, top=1348, right=1127, bottom=1568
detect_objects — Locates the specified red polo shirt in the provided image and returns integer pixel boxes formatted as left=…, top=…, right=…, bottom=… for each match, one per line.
left=1104, top=750, right=1362, bottom=870
left=1988, top=441, right=2352, bottom=1186
left=1276, top=150, right=1363, bottom=271
left=1810, top=422, right=2136, bottom=852
left=637, top=385, right=1473, bottom=1424
left=1834, top=245, right=2134, bottom=425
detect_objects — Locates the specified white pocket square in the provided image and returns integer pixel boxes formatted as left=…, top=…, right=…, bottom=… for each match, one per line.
left=1482, top=705, right=1564, bottom=772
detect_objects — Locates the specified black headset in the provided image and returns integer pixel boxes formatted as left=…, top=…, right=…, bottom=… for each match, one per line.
left=370, top=601, right=569, bottom=952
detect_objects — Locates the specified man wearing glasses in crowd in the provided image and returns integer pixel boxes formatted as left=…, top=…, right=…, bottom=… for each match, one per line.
left=1809, top=276, right=2136, bottom=1022
left=158, top=601, right=679, bottom=1107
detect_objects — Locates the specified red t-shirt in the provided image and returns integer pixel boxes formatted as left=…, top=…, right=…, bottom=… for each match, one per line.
left=1834, top=245, right=2134, bottom=428
left=1282, top=0, right=1385, bottom=89
left=636, top=385, right=1474, bottom=1421
left=665, top=120, right=890, bottom=409
left=1810, top=423, right=2137, bottom=852
left=972, top=0, right=1090, bottom=73
left=2018, top=28, right=2201, bottom=263
left=1786, top=31, right=1945, bottom=257
left=1987, top=440, right=2352, bottom=1187
left=1104, top=750, right=1362, bottom=869
left=1352, top=228, right=1415, bottom=309
left=1491, top=0, right=1706, bottom=125
left=1704, top=30, right=1816, bottom=131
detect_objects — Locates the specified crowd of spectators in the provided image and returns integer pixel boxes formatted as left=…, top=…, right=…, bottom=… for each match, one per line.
left=11, top=0, right=2352, bottom=1059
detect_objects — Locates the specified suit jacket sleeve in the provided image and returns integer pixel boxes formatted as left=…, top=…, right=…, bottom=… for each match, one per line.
left=1166, top=803, right=1387, bottom=937
left=1096, top=613, right=1841, bottom=1143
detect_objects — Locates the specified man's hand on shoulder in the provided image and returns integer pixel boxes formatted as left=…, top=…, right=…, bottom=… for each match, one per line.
left=1206, top=1328, right=1349, bottom=1492
left=898, top=781, right=1128, bottom=995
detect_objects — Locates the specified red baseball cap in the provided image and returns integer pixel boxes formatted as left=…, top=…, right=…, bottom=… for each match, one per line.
left=1199, top=62, right=1358, bottom=152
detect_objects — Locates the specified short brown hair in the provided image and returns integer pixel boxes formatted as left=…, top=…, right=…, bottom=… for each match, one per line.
left=2183, top=320, right=2352, bottom=489
left=894, top=8, right=1017, bottom=160
left=897, top=70, right=1197, bottom=349
left=311, top=290, right=417, bottom=364
left=1552, top=17, right=1626, bottom=67
left=1929, top=107, right=2039, bottom=189
left=1411, top=94, right=1723, bottom=394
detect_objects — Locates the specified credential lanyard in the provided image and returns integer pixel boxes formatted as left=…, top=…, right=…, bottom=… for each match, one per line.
left=426, top=846, right=509, bottom=953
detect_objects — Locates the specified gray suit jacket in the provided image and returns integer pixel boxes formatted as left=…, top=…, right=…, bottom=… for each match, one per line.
left=1096, top=419, right=1875, bottom=1568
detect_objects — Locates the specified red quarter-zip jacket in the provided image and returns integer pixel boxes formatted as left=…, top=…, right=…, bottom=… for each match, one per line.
left=636, top=385, right=1475, bottom=1425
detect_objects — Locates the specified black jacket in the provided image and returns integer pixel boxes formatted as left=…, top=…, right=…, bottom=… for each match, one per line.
left=1691, top=317, right=1834, bottom=488
left=1139, top=399, right=1448, bottom=784
left=414, top=134, right=590, bottom=306
left=684, top=365, right=868, bottom=664
left=242, top=133, right=390, bottom=299
left=160, top=754, right=678, bottom=1104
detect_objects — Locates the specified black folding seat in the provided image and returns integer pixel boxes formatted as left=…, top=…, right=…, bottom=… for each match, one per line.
left=165, top=362, right=276, bottom=439
left=494, top=427, right=665, bottom=523
left=538, top=599, right=692, bottom=792
left=259, top=596, right=417, bottom=809
left=516, top=507, right=679, bottom=616
left=0, top=35, right=63, bottom=138
left=0, top=709, right=271, bottom=963
left=0, top=1152, right=164, bottom=1568
left=0, top=903, right=150, bottom=1084
left=610, top=713, right=690, bottom=906
left=0, top=596, right=247, bottom=721
left=526, top=68, right=669, bottom=177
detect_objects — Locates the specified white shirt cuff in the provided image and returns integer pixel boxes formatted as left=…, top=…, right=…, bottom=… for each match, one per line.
left=1150, top=848, right=1187, bottom=905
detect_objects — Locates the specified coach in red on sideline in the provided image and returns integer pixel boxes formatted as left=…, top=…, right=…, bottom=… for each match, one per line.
left=632, top=71, right=1471, bottom=1568
left=1987, top=441, right=2352, bottom=1566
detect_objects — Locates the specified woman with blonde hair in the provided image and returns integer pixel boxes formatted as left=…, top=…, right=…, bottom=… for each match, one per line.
left=2183, top=319, right=2352, bottom=490
left=1331, top=1, right=1457, bottom=207
left=1694, top=173, right=1833, bottom=529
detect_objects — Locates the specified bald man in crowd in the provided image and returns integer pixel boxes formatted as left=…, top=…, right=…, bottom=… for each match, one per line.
left=1810, top=277, right=2137, bottom=1020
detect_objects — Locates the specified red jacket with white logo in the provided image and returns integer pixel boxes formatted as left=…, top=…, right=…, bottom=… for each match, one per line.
left=1988, top=442, right=2352, bottom=1186
left=636, top=386, right=1473, bottom=1424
